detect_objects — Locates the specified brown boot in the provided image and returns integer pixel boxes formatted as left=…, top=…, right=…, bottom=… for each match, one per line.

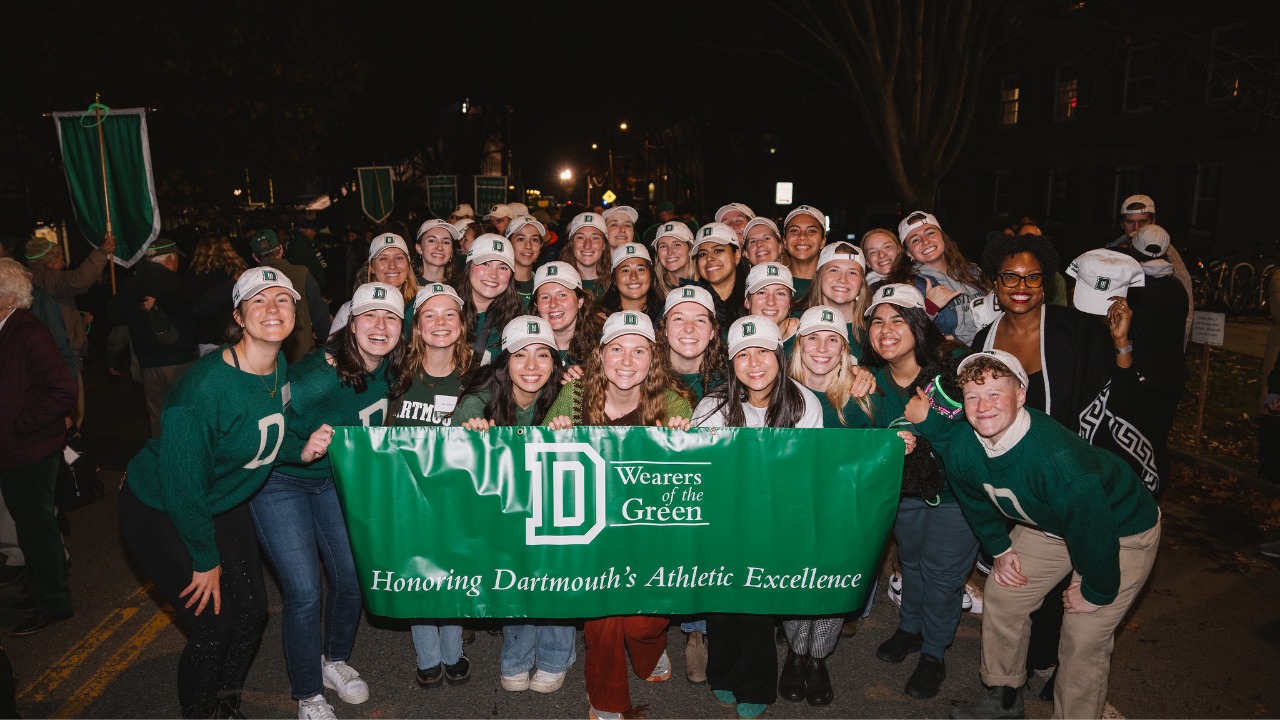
left=805, top=655, right=833, bottom=706
left=685, top=631, right=708, bottom=684
left=778, top=649, right=807, bottom=702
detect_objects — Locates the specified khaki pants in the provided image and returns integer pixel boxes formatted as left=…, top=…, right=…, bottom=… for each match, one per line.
left=141, top=361, right=193, bottom=439
left=980, top=519, right=1161, bottom=720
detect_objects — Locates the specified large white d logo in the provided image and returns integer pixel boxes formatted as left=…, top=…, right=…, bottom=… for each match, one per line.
left=243, top=413, right=286, bottom=469
left=525, top=442, right=607, bottom=545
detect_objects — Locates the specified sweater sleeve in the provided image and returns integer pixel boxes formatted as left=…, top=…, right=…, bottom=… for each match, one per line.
left=157, top=405, right=221, bottom=571
left=544, top=382, right=581, bottom=425
left=1047, top=458, right=1125, bottom=605
left=665, top=389, right=693, bottom=421
left=15, top=320, right=78, bottom=437
left=916, top=413, right=1015, bottom=555
left=452, top=393, right=488, bottom=425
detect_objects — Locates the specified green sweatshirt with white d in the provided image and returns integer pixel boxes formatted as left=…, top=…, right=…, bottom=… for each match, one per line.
left=275, top=350, right=393, bottom=478
left=916, top=406, right=1159, bottom=606
left=126, top=349, right=291, bottom=572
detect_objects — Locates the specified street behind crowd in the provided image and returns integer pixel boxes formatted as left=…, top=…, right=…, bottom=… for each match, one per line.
left=2, top=366, right=1277, bottom=719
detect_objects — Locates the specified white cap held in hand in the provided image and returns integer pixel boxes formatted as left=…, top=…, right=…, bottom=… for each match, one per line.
left=1066, top=249, right=1145, bottom=316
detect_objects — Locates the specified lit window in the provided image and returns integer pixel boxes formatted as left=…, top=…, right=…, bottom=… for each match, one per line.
left=1054, top=64, right=1078, bottom=121
left=1124, top=45, right=1158, bottom=112
left=1001, top=76, right=1020, bottom=126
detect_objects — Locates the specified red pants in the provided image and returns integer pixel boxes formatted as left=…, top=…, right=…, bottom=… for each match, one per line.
left=583, top=615, right=669, bottom=713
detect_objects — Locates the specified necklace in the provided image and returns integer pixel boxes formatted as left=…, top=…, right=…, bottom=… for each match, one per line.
left=240, top=343, right=280, bottom=398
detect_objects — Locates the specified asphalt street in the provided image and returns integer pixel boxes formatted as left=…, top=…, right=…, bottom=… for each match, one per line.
left=6, top=366, right=1280, bottom=719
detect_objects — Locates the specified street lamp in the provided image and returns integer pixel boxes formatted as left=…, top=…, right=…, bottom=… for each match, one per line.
left=560, top=169, right=572, bottom=180
left=619, top=123, right=627, bottom=130
left=592, top=143, right=598, bottom=149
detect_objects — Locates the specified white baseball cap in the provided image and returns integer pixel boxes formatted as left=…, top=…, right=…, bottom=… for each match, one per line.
left=692, top=222, right=741, bottom=249
left=533, top=261, right=583, bottom=292
left=232, top=266, right=301, bottom=306
left=970, top=292, right=1003, bottom=329
left=1121, top=194, right=1155, bottom=214
left=452, top=203, right=475, bottom=219
left=652, top=221, right=694, bottom=245
left=349, top=282, right=406, bottom=318
left=508, top=202, right=531, bottom=217
left=568, top=212, right=607, bottom=238
left=451, top=218, right=473, bottom=234
left=416, top=218, right=462, bottom=242
left=746, top=262, right=794, bottom=295
left=368, top=232, right=411, bottom=261
left=817, top=243, right=866, bottom=271
left=957, top=349, right=1030, bottom=389
left=600, top=310, right=657, bottom=345
left=727, top=315, right=783, bottom=357
left=467, top=233, right=516, bottom=269
left=328, top=301, right=351, bottom=338
left=898, top=211, right=940, bottom=242
left=1132, top=224, right=1170, bottom=258
left=505, top=215, right=546, bottom=239
left=715, top=203, right=756, bottom=223
left=865, top=283, right=927, bottom=316
left=486, top=204, right=516, bottom=220
left=784, top=205, right=826, bottom=229
left=663, top=285, right=717, bottom=317
left=611, top=242, right=652, bottom=268
left=501, top=315, right=558, bottom=355
left=1066, top=249, right=1145, bottom=316
left=797, top=305, right=847, bottom=339
left=413, top=281, right=465, bottom=312
left=742, top=216, right=780, bottom=239
left=603, top=205, right=639, bottom=224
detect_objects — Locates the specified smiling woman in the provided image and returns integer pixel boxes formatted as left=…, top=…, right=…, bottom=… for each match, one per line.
left=599, top=243, right=665, bottom=324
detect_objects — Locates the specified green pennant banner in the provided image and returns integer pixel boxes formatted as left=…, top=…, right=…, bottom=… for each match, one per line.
left=329, top=426, right=903, bottom=619
left=357, top=166, right=394, bottom=223
left=427, top=175, right=457, bottom=219
left=474, top=175, right=507, bottom=217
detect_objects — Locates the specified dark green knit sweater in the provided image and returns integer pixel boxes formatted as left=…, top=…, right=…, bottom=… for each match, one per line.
left=276, top=350, right=393, bottom=479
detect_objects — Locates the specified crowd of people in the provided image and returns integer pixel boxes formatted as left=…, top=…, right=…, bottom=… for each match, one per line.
left=0, top=193, right=1198, bottom=719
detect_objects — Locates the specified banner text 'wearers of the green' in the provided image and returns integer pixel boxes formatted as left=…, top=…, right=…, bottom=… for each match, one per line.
left=427, top=176, right=458, bottom=219
left=474, top=176, right=507, bottom=216
left=329, top=426, right=903, bottom=619
left=52, top=108, right=161, bottom=267
left=357, top=167, right=394, bottom=223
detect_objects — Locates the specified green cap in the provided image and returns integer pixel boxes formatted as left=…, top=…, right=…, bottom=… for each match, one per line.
left=146, top=238, right=179, bottom=257
left=249, top=229, right=280, bottom=254
left=656, top=200, right=675, bottom=213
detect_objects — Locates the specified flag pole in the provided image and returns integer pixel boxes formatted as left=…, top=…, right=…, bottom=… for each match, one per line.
left=94, top=94, right=116, bottom=294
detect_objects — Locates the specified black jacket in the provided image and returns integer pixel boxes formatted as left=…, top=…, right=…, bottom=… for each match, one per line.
left=1129, top=275, right=1190, bottom=390
left=107, top=260, right=196, bottom=368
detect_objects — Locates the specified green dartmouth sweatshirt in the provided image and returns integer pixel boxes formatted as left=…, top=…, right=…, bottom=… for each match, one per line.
left=917, top=407, right=1159, bottom=606
left=276, top=350, right=393, bottom=479
left=126, top=348, right=290, bottom=572
left=452, top=389, right=541, bottom=426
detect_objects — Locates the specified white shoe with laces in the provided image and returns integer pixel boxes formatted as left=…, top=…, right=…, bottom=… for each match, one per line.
left=888, top=572, right=903, bottom=608
left=501, top=669, right=530, bottom=691
left=321, top=656, right=370, bottom=704
left=529, top=668, right=566, bottom=693
left=298, top=694, right=337, bottom=720
left=964, top=582, right=984, bottom=614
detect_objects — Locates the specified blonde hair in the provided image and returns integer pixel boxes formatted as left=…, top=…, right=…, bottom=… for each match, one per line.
left=0, top=258, right=34, bottom=309
left=405, top=303, right=473, bottom=380
left=189, top=233, right=249, bottom=277
left=794, top=242, right=872, bottom=341
left=787, top=332, right=871, bottom=426
left=367, top=251, right=419, bottom=302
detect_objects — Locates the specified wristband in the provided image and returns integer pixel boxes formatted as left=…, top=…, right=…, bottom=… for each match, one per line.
left=1115, top=344, right=1133, bottom=355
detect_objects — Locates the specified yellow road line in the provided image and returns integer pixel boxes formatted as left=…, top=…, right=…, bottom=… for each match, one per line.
left=53, top=607, right=173, bottom=719
left=19, top=582, right=155, bottom=702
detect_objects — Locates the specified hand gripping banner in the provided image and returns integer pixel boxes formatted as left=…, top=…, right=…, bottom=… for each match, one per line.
left=329, top=426, right=903, bottom=619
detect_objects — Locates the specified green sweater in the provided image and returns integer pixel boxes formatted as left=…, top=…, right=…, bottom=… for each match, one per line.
left=453, top=388, right=541, bottom=426
left=392, top=370, right=462, bottom=426
left=126, top=349, right=290, bottom=571
left=917, top=408, right=1160, bottom=606
left=545, top=380, right=693, bottom=425
left=813, top=391, right=873, bottom=429
left=868, top=364, right=957, bottom=504
left=276, top=351, right=392, bottom=478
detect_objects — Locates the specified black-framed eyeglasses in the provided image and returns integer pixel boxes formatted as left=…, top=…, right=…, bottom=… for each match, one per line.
left=997, top=272, right=1045, bottom=288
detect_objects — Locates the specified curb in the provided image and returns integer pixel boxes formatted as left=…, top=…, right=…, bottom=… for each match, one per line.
left=1170, top=447, right=1280, bottom=499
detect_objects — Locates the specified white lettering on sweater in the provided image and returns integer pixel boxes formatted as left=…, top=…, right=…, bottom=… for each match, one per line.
left=982, top=483, right=1035, bottom=525
left=244, top=413, right=286, bottom=469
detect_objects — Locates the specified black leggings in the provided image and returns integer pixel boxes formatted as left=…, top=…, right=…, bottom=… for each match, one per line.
left=118, top=484, right=267, bottom=718
left=706, top=614, right=778, bottom=705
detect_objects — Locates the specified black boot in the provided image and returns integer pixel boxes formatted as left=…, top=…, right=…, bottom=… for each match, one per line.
left=804, top=655, right=833, bottom=706
left=904, top=654, right=946, bottom=699
left=876, top=627, right=923, bottom=664
left=950, top=685, right=1024, bottom=719
left=777, top=649, right=807, bottom=702
left=1039, top=667, right=1057, bottom=702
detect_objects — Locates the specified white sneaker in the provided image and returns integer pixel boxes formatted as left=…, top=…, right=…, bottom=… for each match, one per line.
left=529, top=668, right=566, bottom=693
left=964, top=582, right=984, bottom=614
left=646, top=650, right=671, bottom=681
left=888, top=572, right=903, bottom=608
left=299, top=695, right=337, bottom=720
left=321, top=656, right=370, bottom=704
left=589, top=706, right=623, bottom=720
left=501, top=669, right=530, bottom=691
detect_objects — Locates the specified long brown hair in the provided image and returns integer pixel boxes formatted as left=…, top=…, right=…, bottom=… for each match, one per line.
left=561, top=228, right=612, bottom=290
left=325, top=314, right=411, bottom=396
left=566, top=288, right=606, bottom=363
left=794, top=242, right=872, bottom=342
left=577, top=336, right=685, bottom=425
left=190, top=233, right=249, bottom=277
left=405, top=303, right=474, bottom=380
left=656, top=313, right=727, bottom=399
left=901, top=225, right=990, bottom=292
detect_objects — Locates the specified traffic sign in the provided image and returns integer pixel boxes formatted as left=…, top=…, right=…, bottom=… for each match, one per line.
left=602, top=189, right=617, bottom=204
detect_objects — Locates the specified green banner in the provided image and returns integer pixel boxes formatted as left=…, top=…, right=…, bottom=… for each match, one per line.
left=427, top=175, right=457, bottom=218
left=357, top=167, right=394, bottom=223
left=474, top=176, right=507, bottom=217
left=329, top=426, right=903, bottom=619
left=52, top=107, right=161, bottom=267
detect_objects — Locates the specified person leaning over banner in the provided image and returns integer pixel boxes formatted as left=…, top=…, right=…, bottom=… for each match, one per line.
left=599, top=243, right=665, bottom=325
left=249, top=282, right=410, bottom=719
left=782, top=205, right=828, bottom=295
left=744, top=262, right=800, bottom=349
left=560, top=212, right=611, bottom=295
left=364, top=232, right=417, bottom=341
left=652, top=221, right=696, bottom=295
left=603, top=206, right=639, bottom=249
left=794, top=243, right=872, bottom=357
left=904, top=351, right=1161, bottom=720
left=505, top=215, right=546, bottom=304
left=0, top=259, right=77, bottom=637
left=858, top=283, right=977, bottom=701
left=532, top=262, right=603, bottom=368
left=452, top=317, right=578, bottom=695
left=691, top=222, right=749, bottom=329
left=414, top=219, right=463, bottom=289
left=118, top=269, right=319, bottom=719
left=861, top=228, right=901, bottom=290
left=543, top=311, right=694, bottom=720
left=461, top=234, right=522, bottom=366
left=743, top=216, right=789, bottom=267
left=897, top=212, right=991, bottom=345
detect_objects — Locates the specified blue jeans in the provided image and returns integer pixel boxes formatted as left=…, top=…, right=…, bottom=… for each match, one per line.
left=249, top=471, right=363, bottom=699
left=681, top=619, right=707, bottom=633
left=411, top=623, right=464, bottom=669
left=501, top=623, right=577, bottom=675
left=894, top=498, right=979, bottom=659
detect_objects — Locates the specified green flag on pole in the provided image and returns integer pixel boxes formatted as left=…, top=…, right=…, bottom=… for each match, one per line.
left=474, top=176, right=507, bottom=217
left=427, top=175, right=457, bottom=219
left=357, top=167, right=394, bottom=223
left=52, top=106, right=161, bottom=268
left=329, top=425, right=903, bottom=619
